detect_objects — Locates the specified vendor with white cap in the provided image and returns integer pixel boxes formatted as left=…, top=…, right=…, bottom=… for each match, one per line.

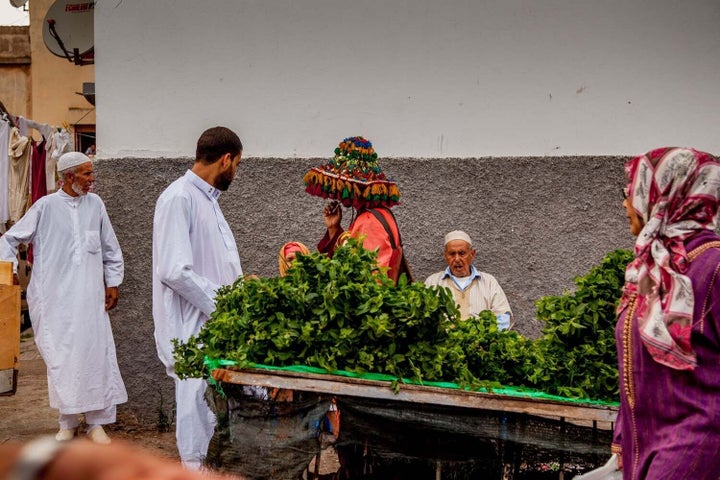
left=425, top=230, right=512, bottom=329
left=0, top=151, right=126, bottom=444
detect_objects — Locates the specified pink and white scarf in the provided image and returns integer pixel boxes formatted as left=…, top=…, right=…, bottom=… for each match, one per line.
left=619, top=147, right=720, bottom=370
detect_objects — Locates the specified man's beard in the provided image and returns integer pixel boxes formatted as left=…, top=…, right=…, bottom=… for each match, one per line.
left=214, top=168, right=234, bottom=191
left=71, top=181, right=88, bottom=196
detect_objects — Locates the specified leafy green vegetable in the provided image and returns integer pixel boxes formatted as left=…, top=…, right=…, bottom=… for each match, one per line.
left=173, top=240, right=632, bottom=402
left=174, top=238, right=470, bottom=386
left=528, top=249, right=634, bottom=400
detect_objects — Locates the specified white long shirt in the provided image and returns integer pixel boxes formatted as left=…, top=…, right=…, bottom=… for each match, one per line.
left=0, top=119, right=10, bottom=224
left=0, top=190, right=126, bottom=413
left=152, top=170, right=242, bottom=376
left=45, top=129, right=72, bottom=193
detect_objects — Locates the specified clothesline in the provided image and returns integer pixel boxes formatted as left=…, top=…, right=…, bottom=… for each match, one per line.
left=0, top=102, right=15, bottom=129
left=17, top=117, right=55, bottom=141
left=0, top=101, right=64, bottom=142
left=7, top=113, right=61, bottom=143
left=1, top=112, right=75, bottom=231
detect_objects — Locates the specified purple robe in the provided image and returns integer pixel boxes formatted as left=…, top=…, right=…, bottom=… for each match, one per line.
left=614, top=230, right=720, bottom=479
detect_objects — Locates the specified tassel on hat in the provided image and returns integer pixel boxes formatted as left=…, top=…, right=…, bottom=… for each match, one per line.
left=303, top=136, right=400, bottom=209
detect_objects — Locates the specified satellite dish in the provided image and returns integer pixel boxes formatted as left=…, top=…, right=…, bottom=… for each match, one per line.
left=9, top=0, right=28, bottom=8
left=42, top=0, right=94, bottom=65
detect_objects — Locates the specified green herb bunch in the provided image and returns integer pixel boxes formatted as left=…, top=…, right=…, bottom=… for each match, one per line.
left=174, top=238, right=471, bottom=385
left=448, top=310, right=535, bottom=389
left=527, top=249, right=634, bottom=400
left=173, top=241, right=633, bottom=402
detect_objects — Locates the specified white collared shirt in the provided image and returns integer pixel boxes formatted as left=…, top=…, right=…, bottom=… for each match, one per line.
left=152, top=170, right=242, bottom=375
left=446, top=265, right=482, bottom=291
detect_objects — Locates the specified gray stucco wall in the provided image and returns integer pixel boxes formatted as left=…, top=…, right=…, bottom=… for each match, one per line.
left=95, top=156, right=634, bottom=425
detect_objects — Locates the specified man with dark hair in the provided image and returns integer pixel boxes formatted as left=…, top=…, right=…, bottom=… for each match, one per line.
left=195, top=126, right=243, bottom=165
left=152, top=126, right=243, bottom=469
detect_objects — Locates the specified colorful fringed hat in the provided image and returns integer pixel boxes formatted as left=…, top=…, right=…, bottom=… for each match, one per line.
left=303, top=136, right=401, bottom=209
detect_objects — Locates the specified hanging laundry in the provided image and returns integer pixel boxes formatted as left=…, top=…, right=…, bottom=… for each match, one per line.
left=16, top=116, right=29, bottom=137
left=0, top=118, right=10, bottom=225
left=8, top=127, right=31, bottom=223
left=31, top=138, right=47, bottom=204
left=45, top=129, right=72, bottom=192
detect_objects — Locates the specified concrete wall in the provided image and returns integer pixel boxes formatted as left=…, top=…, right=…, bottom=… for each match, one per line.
left=96, top=154, right=634, bottom=424
left=95, top=0, right=720, bottom=158
left=0, top=26, right=31, bottom=118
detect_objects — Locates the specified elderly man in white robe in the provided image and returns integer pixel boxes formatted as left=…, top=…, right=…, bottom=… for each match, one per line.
left=0, top=151, right=126, bottom=444
left=425, top=230, right=513, bottom=329
left=153, top=126, right=243, bottom=469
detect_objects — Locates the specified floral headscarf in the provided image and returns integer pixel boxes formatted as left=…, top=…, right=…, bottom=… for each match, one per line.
left=619, top=147, right=720, bottom=370
left=278, top=241, right=310, bottom=277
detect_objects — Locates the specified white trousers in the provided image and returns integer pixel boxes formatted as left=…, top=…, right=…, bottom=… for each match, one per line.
left=175, top=377, right=216, bottom=468
left=58, top=404, right=116, bottom=429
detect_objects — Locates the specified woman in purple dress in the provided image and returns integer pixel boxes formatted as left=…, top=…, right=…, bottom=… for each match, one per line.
left=613, top=147, right=720, bottom=479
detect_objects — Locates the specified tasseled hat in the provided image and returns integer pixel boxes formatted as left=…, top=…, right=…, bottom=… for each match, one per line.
left=303, top=136, right=400, bottom=209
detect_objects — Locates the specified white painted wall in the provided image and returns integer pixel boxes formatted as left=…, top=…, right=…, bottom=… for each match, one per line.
left=95, top=0, right=720, bottom=159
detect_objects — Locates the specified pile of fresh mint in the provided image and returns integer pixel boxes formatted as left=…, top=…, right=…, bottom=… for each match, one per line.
left=173, top=238, right=631, bottom=401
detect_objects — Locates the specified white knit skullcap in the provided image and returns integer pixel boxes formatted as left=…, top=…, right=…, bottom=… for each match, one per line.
left=444, top=230, right=472, bottom=246
left=57, top=151, right=92, bottom=172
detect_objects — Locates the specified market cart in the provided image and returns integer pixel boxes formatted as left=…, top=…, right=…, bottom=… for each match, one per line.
left=206, top=366, right=618, bottom=480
